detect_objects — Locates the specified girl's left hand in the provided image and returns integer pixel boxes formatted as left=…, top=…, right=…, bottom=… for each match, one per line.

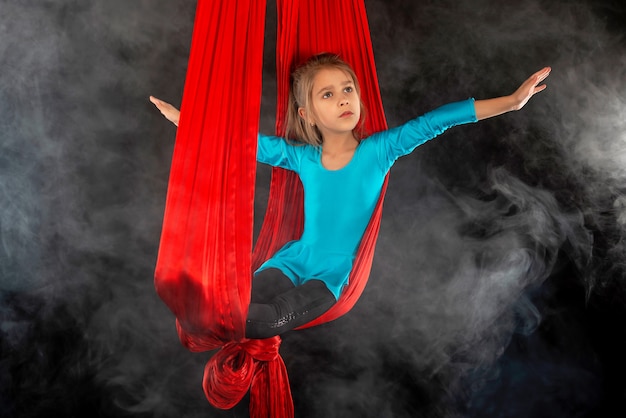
left=511, top=67, right=551, bottom=110
left=150, top=96, right=181, bottom=126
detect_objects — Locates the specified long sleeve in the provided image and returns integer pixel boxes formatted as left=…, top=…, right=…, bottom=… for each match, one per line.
left=256, top=133, right=305, bottom=172
left=370, top=98, right=477, bottom=173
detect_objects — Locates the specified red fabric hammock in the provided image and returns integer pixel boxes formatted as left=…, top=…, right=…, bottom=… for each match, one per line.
left=154, top=0, right=388, bottom=416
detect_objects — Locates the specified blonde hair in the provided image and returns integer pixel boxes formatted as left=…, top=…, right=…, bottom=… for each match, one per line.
left=285, top=53, right=367, bottom=146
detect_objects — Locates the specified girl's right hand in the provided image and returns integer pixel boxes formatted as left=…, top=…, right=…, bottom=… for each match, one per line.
left=150, top=96, right=180, bottom=126
left=510, top=67, right=551, bottom=111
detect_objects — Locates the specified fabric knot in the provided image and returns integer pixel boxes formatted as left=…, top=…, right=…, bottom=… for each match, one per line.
left=240, top=336, right=282, bottom=362
left=203, top=341, right=254, bottom=409
left=202, top=337, right=283, bottom=410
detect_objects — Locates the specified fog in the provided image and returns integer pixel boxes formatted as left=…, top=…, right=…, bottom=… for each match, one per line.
left=1, top=0, right=625, bottom=417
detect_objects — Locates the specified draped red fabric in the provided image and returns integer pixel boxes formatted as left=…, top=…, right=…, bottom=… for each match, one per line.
left=155, top=1, right=388, bottom=417
left=155, top=0, right=266, bottom=346
left=252, top=0, right=389, bottom=328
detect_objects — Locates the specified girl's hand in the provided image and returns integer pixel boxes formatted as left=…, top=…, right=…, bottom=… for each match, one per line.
left=511, top=67, right=551, bottom=110
left=474, top=67, right=552, bottom=120
left=149, top=96, right=180, bottom=126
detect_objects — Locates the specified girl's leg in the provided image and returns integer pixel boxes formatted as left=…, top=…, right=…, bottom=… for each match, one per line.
left=246, top=269, right=336, bottom=339
left=250, top=268, right=296, bottom=303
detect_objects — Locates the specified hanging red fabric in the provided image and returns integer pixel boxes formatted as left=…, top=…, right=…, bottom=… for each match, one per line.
left=154, top=1, right=388, bottom=417
left=253, top=0, right=389, bottom=329
left=155, top=0, right=265, bottom=346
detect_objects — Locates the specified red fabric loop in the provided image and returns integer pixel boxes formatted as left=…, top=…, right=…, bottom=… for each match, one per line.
left=203, top=342, right=256, bottom=409
left=203, top=337, right=287, bottom=412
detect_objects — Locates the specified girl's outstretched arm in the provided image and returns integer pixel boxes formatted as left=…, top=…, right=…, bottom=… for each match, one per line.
left=150, top=96, right=181, bottom=126
left=149, top=68, right=550, bottom=126
left=474, top=67, right=551, bottom=121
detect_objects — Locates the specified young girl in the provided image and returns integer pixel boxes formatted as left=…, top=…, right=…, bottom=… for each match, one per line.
left=151, top=53, right=551, bottom=339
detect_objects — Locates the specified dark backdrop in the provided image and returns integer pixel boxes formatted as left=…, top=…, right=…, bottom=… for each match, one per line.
left=1, top=0, right=625, bottom=417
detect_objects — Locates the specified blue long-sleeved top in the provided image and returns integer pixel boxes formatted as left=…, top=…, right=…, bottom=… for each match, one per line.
left=256, top=98, right=477, bottom=299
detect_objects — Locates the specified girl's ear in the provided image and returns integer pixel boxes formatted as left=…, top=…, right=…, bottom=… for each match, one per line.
left=298, top=107, right=313, bottom=125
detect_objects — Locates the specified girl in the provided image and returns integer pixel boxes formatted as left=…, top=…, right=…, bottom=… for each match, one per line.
left=151, top=53, right=551, bottom=339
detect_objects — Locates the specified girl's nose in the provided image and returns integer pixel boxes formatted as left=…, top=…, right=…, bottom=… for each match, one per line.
left=339, top=97, right=349, bottom=106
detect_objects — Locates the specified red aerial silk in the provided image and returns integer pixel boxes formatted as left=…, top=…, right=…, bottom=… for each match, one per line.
left=154, top=1, right=388, bottom=417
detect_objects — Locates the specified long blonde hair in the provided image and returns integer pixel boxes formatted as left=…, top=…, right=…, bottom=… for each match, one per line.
left=285, top=53, right=367, bottom=146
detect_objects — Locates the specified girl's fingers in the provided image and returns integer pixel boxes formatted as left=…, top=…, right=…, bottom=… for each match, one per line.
left=536, top=67, right=551, bottom=83
left=527, top=68, right=550, bottom=90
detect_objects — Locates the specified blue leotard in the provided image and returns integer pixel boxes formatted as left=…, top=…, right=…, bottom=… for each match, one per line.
left=256, top=99, right=477, bottom=299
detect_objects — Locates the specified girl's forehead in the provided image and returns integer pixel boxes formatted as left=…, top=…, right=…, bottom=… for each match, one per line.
left=312, top=67, right=354, bottom=87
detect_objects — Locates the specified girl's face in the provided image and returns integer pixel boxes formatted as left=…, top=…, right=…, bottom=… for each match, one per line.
left=300, top=67, right=361, bottom=140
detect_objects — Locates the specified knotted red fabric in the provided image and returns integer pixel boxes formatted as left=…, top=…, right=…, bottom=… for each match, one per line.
left=154, top=1, right=388, bottom=417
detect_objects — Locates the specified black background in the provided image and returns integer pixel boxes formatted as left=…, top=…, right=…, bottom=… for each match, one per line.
left=1, top=0, right=625, bottom=417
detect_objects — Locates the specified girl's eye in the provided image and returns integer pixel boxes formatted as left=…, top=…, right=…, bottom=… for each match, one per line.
left=322, top=92, right=332, bottom=99
left=344, top=86, right=353, bottom=93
